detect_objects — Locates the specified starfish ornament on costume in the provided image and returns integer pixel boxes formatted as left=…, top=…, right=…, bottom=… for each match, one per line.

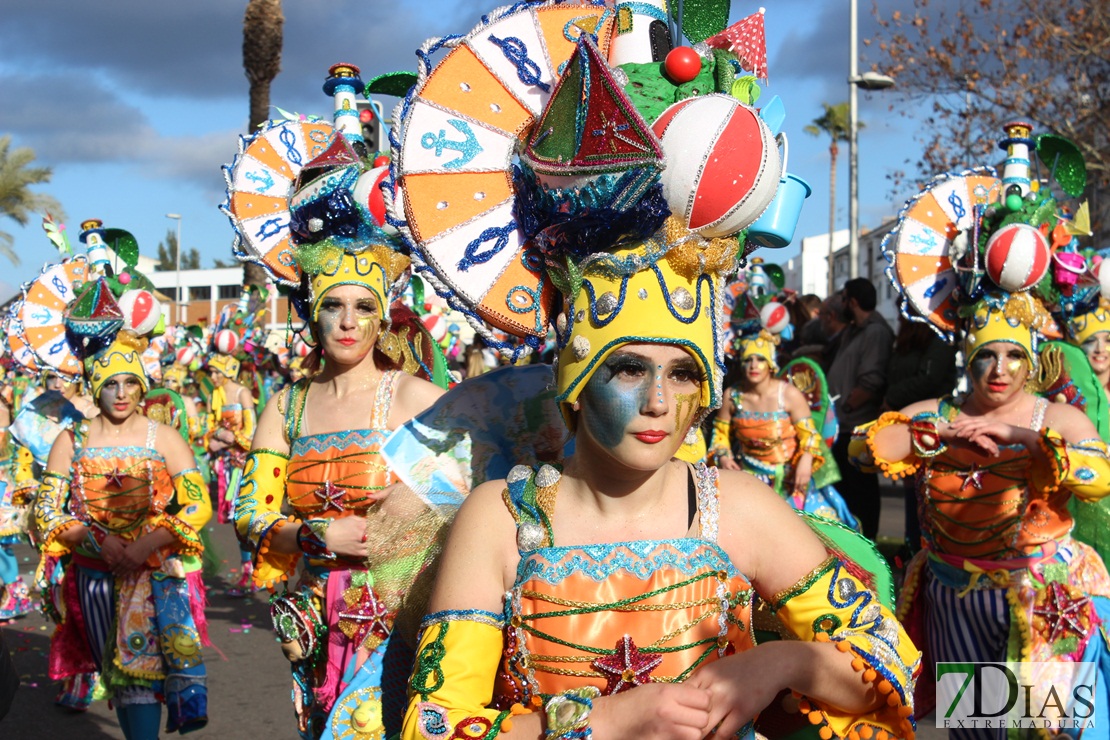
left=592, top=635, right=662, bottom=695
left=105, top=468, right=127, bottom=488
left=337, top=585, right=390, bottom=649
left=1032, top=581, right=1091, bottom=646
left=958, top=463, right=985, bottom=492
left=313, top=480, right=347, bottom=513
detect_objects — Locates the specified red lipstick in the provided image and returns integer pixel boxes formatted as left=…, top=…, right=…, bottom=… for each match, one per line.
left=633, top=431, right=667, bottom=444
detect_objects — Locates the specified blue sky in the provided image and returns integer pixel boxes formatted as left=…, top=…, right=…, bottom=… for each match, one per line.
left=0, top=0, right=921, bottom=301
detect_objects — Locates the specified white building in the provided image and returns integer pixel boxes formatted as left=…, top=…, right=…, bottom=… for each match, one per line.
left=145, top=266, right=292, bottom=329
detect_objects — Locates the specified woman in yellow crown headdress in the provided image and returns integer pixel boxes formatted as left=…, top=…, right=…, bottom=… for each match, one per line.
left=388, top=7, right=919, bottom=740
left=856, top=124, right=1110, bottom=736
left=24, top=248, right=212, bottom=738
left=225, top=62, right=445, bottom=739
left=1071, top=296, right=1110, bottom=402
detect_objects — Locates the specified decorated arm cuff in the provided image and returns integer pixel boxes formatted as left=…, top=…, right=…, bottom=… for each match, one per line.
left=403, top=616, right=521, bottom=740
left=152, top=513, right=204, bottom=556
left=33, top=471, right=81, bottom=555
left=171, top=468, right=212, bottom=533
left=857, top=412, right=920, bottom=480
left=233, top=448, right=290, bottom=542
left=254, top=516, right=297, bottom=589
left=792, top=417, right=826, bottom=471
left=773, top=557, right=920, bottom=740
left=1034, top=431, right=1110, bottom=501
left=233, top=408, right=258, bottom=452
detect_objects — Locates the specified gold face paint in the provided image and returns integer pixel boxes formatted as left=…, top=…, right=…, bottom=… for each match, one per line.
left=1006, top=360, right=1024, bottom=377
left=674, top=391, right=700, bottom=436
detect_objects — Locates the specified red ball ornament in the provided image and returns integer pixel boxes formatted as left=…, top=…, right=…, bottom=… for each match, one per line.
left=664, top=47, right=702, bottom=84
left=373, top=154, right=390, bottom=168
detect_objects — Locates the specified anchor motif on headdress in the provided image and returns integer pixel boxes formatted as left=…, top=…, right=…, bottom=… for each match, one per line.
left=420, top=119, right=482, bottom=170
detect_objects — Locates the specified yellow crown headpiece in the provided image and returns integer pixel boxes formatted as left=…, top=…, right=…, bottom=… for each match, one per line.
left=162, top=364, right=188, bottom=390
left=555, top=221, right=737, bottom=424
left=738, top=330, right=779, bottom=371
left=87, top=334, right=149, bottom=400
left=297, top=243, right=410, bottom=324
left=1071, top=298, right=1110, bottom=346
left=207, top=353, right=241, bottom=380
left=963, top=293, right=1050, bottom=366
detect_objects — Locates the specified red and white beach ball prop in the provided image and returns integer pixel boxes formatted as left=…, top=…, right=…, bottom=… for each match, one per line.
left=760, top=301, right=790, bottom=335
left=651, top=94, right=781, bottom=238
left=214, top=329, right=239, bottom=355
left=175, top=345, right=197, bottom=367
left=353, top=164, right=398, bottom=235
left=422, top=313, right=447, bottom=342
left=1097, top=259, right=1110, bottom=300
left=984, top=223, right=1050, bottom=292
left=118, top=290, right=162, bottom=335
left=291, top=336, right=312, bottom=358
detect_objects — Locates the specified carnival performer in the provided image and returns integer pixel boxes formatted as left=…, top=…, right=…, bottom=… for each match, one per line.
left=225, top=62, right=445, bottom=739
left=711, top=329, right=859, bottom=528
left=387, top=9, right=919, bottom=740
left=206, top=339, right=257, bottom=594
left=854, top=123, right=1110, bottom=737
left=10, top=229, right=214, bottom=737
left=0, top=381, right=32, bottom=620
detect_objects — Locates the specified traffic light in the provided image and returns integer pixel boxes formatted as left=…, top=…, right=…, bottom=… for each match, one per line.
left=356, top=99, right=386, bottom=155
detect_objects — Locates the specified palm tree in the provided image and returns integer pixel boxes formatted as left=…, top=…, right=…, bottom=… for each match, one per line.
left=804, top=103, right=855, bottom=295
left=0, top=135, right=64, bottom=266
left=241, top=0, right=284, bottom=289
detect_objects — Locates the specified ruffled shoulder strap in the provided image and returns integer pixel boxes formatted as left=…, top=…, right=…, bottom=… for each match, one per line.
left=694, top=462, right=720, bottom=542
left=282, top=379, right=311, bottom=444
left=502, top=463, right=561, bottom=553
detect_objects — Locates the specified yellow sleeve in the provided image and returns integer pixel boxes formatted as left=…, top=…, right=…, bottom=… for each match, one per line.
left=793, top=416, right=826, bottom=472
left=233, top=405, right=257, bottom=453
left=12, top=444, right=37, bottom=504
left=773, top=556, right=921, bottom=740
left=171, top=467, right=212, bottom=533
left=1034, top=432, right=1110, bottom=502
left=709, top=416, right=731, bottom=465
left=234, top=448, right=297, bottom=588
left=403, top=613, right=524, bottom=740
left=32, top=471, right=80, bottom=556
left=150, top=513, right=204, bottom=557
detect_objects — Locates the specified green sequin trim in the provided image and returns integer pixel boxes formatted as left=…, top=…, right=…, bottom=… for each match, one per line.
left=412, top=622, right=448, bottom=699
left=812, top=613, right=842, bottom=636
left=771, top=555, right=836, bottom=611
left=249, top=448, right=291, bottom=460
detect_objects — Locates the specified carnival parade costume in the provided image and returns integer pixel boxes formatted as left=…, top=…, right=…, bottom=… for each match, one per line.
left=226, top=58, right=453, bottom=738
left=374, top=3, right=921, bottom=738
left=711, top=307, right=860, bottom=529
left=852, top=123, right=1110, bottom=735
left=10, top=223, right=212, bottom=735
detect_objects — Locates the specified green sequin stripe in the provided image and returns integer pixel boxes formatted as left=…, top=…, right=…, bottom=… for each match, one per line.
left=770, top=555, right=836, bottom=611
left=522, top=571, right=716, bottom=620
left=516, top=473, right=555, bottom=546
left=526, top=622, right=717, bottom=657
left=176, top=471, right=206, bottom=502
left=485, top=709, right=512, bottom=739
left=412, top=621, right=448, bottom=700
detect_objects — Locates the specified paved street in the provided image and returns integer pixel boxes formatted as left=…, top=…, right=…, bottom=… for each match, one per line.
left=0, top=485, right=945, bottom=739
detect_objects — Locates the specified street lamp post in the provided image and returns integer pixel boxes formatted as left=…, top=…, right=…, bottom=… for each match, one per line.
left=848, top=0, right=894, bottom=282
left=165, top=213, right=182, bottom=324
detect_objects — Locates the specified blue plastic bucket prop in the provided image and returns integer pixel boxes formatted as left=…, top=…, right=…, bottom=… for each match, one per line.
left=747, top=134, right=812, bottom=249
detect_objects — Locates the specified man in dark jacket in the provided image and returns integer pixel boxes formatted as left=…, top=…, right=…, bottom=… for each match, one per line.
left=827, top=278, right=895, bottom=539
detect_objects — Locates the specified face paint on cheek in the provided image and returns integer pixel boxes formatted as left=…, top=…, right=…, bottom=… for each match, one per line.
left=317, top=312, right=340, bottom=340
left=1006, top=360, right=1024, bottom=377
left=674, top=391, right=700, bottom=436
left=969, top=353, right=994, bottom=384
left=580, top=370, right=650, bottom=449
left=356, top=315, right=378, bottom=341
left=655, top=365, right=664, bottom=406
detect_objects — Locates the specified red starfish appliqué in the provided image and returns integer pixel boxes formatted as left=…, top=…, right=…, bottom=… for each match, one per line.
left=592, top=635, right=661, bottom=695
left=105, top=468, right=126, bottom=488
left=337, top=586, right=389, bottom=648
left=313, top=480, right=347, bottom=513
left=958, top=463, right=985, bottom=492
left=1033, top=581, right=1091, bottom=646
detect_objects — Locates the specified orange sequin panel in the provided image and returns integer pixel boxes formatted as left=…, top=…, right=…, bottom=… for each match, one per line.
left=286, top=429, right=398, bottom=517
left=71, top=447, right=174, bottom=539
left=494, top=540, right=753, bottom=703
left=731, top=412, right=796, bottom=466
left=922, top=445, right=1071, bottom=560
